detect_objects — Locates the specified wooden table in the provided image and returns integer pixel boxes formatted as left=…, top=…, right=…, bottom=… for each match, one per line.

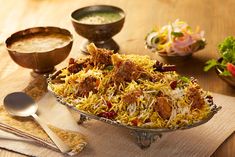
left=0, top=0, right=234, bottom=156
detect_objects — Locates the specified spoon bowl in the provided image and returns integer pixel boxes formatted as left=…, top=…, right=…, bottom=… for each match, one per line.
left=4, top=92, right=38, bottom=117
left=3, top=92, right=72, bottom=154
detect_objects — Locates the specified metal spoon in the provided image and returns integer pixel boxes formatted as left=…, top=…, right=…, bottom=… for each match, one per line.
left=3, top=92, right=72, bottom=154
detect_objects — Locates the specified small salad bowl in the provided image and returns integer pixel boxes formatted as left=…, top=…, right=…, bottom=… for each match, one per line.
left=215, top=58, right=235, bottom=87
left=204, top=36, right=235, bottom=87
left=145, top=19, right=206, bottom=61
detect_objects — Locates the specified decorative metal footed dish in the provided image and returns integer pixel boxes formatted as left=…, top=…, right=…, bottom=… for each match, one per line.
left=71, top=5, right=125, bottom=53
left=5, top=27, right=73, bottom=74
left=48, top=43, right=220, bottom=149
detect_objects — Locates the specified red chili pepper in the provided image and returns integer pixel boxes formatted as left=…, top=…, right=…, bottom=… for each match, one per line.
left=98, top=112, right=108, bottom=118
left=131, top=118, right=139, bottom=126
left=170, top=80, right=177, bottom=89
left=98, top=110, right=117, bottom=119
left=106, top=101, right=112, bottom=109
left=107, top=110, right=117, bottom=118
left=96, top=80, right=100, bottom=87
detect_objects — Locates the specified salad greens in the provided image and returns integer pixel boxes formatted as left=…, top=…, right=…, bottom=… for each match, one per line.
left=145, top=19, right=206, bottom=56
left=179, top=76, right=190, bottom=83
left=204, top=36, right=235, bottom=76
left=171, top=31, right=184, bottom=37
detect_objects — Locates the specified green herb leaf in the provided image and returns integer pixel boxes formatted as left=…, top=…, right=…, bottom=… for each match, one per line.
left=105, top=65, right=114, bottom=71
left=180, top=76, right=190, bottom=83
left=218, top=36, right=235, bottom=63
left=219, top=70, right=232, bottom=76
left=204, top=59, right=218, bottom=72
left=223, top=50, right=235, bottom=62
left=218, top=37, right=235, bottom=53
left=171, top=32, right=184, bottom=37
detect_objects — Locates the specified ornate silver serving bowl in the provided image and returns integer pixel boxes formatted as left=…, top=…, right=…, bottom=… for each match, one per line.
left=48, top=71, right=221, bottom=149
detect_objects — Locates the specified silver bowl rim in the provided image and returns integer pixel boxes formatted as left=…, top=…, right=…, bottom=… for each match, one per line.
left=47, top=69, right=221, bottom=133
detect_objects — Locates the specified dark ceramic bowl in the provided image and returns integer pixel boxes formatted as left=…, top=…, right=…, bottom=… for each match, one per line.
left=215, top=58, right=235, bottom=87
left=5, top=27, right=73, bottom=74
left=71, top=5, right=125, bottom=53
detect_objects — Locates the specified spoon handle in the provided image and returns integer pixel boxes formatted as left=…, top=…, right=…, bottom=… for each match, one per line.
left=31, top=113, right=72, bottom=153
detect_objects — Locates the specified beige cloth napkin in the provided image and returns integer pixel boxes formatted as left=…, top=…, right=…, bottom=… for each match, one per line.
left=0, top=130, right=64, bottom=157
left=0, top=93, right=87, bottom=157
left=0, top=92, right=234, bottom=157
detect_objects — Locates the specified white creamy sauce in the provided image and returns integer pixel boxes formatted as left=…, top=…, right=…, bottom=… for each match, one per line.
left=10, top=33, right=71, bottom=53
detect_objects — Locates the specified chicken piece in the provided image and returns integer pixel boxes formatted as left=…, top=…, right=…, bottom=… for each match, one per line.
left=111, top=54, right=122, bottom=66
left=77, top=57, right=94, bottom=70
left=154, top=97, right=172, bottom=120
left=187, top=86, right=205, bottom=109
left=76, top=76, right=98, bottom=97
left=67, top=57, right=91, bottom=73
left=122, top=90, right=143, bottom=104
left=68, top=63, right=82, bottom=74
left=111, top=54, right=150, bottom=83
left=87, top=43, right=113, bottom=66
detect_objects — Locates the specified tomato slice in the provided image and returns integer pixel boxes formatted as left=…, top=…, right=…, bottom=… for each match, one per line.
left=227, top=63, right=235, bottom=77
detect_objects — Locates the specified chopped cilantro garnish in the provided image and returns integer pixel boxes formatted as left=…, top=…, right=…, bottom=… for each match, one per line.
left=180, top=76, right=190, bottom=83
left=171, top=31, right=184, bottom=37
left=105, top=65, right=114, bottom=71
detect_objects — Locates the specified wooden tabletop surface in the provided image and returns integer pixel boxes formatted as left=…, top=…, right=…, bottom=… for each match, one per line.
left=0, top=0, right=234, bottom=156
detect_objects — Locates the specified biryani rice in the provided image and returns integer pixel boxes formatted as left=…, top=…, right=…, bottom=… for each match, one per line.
left=49, top=50, right=213, bottom=128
